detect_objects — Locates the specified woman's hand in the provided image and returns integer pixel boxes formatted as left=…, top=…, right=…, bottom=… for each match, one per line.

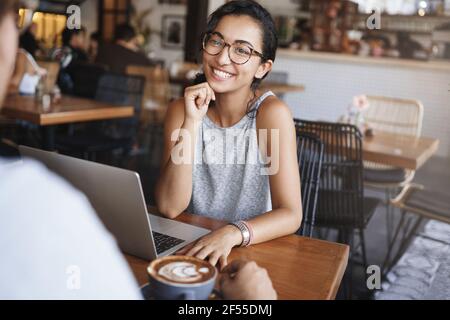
left=184, top=82, right=215, bottom=122
left=176, top=225, right=242, bottom=271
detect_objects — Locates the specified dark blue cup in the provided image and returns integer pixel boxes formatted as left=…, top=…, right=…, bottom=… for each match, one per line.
left=147, top=256, right=217, bottom=300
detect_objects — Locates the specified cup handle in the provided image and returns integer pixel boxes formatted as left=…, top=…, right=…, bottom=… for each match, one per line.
left=182, top=291, right=195, bottom=300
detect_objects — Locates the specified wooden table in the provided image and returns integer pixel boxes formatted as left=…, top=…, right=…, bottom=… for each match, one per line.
left=125, top=211, right=349, bottom=300
left=1, top=94, right=134, bottom=149
left=363, top=131, right=440, bottom=170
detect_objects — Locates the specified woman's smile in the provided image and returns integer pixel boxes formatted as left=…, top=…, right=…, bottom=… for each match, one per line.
left=209, top=66, right=237, bottom=82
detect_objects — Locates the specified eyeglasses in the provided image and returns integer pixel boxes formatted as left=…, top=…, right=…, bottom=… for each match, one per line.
left=202, top=32, right=264, bottom=65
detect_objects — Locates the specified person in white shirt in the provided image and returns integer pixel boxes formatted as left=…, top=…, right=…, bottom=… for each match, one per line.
left=0, top=0, right=276, bottom=300
left=0, top=0, right=141, bottom=300
left=0, top=160, right=143, bottom=299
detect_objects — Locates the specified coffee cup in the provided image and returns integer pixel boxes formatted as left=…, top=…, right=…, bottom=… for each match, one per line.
left=146, top=256, right=217, bottom=300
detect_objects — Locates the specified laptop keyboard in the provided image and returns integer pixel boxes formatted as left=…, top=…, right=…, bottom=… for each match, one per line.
left=152, top=231, right=185, bottom=254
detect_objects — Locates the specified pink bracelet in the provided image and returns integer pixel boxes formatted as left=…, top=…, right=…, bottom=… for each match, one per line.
left=241, top=221, right=254, bottom=246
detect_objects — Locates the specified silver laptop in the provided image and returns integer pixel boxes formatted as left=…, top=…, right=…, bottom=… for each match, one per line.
left=19, top=145, right=210, bottom=260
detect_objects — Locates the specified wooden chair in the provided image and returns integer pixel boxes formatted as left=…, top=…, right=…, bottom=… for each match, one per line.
left=383, top=183, right=450, bottom=275
left=126, top=65, right=171, bottom=125
left=362, top=95, right=424, bottom=244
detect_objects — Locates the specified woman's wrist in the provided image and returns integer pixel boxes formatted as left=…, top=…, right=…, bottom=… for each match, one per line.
left=225, top=224, right=245, bottom=247
left=183, top=116, right=201, bottom=129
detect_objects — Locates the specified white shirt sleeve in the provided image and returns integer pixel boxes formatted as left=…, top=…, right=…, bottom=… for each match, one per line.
left=0, top=159, right=143, bottom=299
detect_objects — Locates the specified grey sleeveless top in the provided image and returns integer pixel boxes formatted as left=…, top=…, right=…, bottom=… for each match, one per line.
left=188, top=91, right=275, bottom=222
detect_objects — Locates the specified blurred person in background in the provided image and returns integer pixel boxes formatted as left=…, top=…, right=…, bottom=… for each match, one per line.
left=8, top=47, right=47, bottom=95
left=88, top=31, right=100, bottom=62
left=96, top=23, right=153, bottom=73
left=19, top=22, right=40, bottom=57
left=52, top=27, right=88, bottom=94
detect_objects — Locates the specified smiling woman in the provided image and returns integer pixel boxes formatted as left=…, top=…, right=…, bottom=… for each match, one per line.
left=155, top=0, right=302, bottom=271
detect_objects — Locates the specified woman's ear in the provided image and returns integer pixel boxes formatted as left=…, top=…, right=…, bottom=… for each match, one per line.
left=255, top=59, right=273, bottom=80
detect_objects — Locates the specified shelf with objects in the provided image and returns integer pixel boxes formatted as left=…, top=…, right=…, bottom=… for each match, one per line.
left=309, top=0, right=359, bottom=53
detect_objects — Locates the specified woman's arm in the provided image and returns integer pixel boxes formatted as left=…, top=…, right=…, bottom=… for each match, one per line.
left=249, top=96, right=302, bottom=243
left=155, top=83, right=215, bottom=219
left=178, top=96, right=302, bottom=270
left=154, top=99, right=197, bottom=218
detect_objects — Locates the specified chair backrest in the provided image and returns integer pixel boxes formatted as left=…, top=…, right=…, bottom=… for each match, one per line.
left=364, top=96, right=424, bottom=137
left=296, top=130, right=324, bottom=237
left=126, top=65, right=171, bottom=105
left=70, top=62, right=108, bottom=99
left=96, top=72, right=145, bottom=113
left=95, top=72, right=145, bottom=139
left=295, top=119, right=365, bottom=229
left=126, top=65, right=171, bottom=124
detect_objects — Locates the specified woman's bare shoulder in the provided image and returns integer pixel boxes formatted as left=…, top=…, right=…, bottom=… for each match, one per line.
left=256, top=94, right=294, bottom=130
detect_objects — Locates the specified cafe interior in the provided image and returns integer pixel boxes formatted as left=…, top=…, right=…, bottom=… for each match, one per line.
left=1, top=0, right=450, bottom=300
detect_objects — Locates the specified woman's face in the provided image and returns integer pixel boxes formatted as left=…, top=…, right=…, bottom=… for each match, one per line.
left=202, top=15, right=272, bottom=94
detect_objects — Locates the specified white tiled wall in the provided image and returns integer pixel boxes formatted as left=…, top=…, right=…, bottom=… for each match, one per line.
left=273, top=55, right=450, bottom=158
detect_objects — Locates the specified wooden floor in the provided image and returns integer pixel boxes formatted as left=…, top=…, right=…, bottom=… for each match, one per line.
left=348, top=156, right=450, bottom=299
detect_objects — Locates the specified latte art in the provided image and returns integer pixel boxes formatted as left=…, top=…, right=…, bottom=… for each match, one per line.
left=148, top=256, right=216, bottom=286
left=158, top=262, right=210, bottom=283
left=147, top=256, right=217, bottom=299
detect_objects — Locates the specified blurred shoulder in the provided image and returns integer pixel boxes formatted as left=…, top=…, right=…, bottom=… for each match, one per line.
left=0, top=159, right=94, bottom=215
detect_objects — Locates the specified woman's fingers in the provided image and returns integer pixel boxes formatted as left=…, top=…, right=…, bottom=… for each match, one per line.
left=205, top=88, right=212, bottom=106
left=208, top=252, right=222, bottom=268
left=194, top=87, right=207, bottom=108
left=194, top=246, right=213, bottom=261
left=175, top=242, right=195, bottom=255
left=211, top=86, right=216, bottom=101
left=205, top=83, right=215, bottom=104
left=185, top=243, right=205, bottom=257
left=185, top=82, right=215, bottom=108
left=218, top=255, right=228, bottom=271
